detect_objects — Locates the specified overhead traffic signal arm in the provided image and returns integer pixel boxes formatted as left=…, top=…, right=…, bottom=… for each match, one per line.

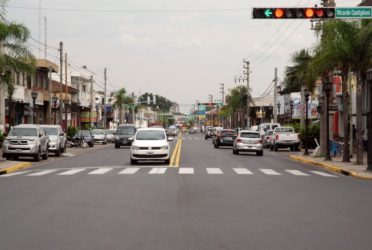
left=252, top=7, right=335, bottom=19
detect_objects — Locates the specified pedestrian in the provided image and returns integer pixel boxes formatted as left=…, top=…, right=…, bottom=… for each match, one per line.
left=363, top=129, right=368, bottom=151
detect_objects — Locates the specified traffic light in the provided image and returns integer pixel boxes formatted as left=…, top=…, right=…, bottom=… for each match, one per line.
left=252, top=7, right=335, bottom=19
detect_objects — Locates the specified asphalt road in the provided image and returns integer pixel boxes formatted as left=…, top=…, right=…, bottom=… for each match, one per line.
left=1, top=133, right=372, bottom=250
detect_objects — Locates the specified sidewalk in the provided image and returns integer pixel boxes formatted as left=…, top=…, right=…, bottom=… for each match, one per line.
left=289, top=152, right=372, bottom=180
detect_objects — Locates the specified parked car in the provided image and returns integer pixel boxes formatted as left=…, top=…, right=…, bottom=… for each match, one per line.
left=40, top=125, right=66, bottom=157
left=263, top=130, right=274, bottom=149
left=204, top=127, right=215, bottom=139
left=76, top=130, right=94, bottom=147
left=105, top=129, right=116, bottom=143
left=166, top=127, right=178, bottom=137
left=91, top=129, right=107, bottom=144
left=2, top=124, right=49, bottom=161
left=270, top=126, right=300, bottom=151
left=130, top=128, right=173, bottom=164
left=233, top=130, right=263, bottom=156
left=213, top=129, right=236, bottom=148
left=115, top=124, right=137, bottom=148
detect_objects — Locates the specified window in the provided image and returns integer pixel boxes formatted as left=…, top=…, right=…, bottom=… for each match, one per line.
left=82, top=85, right=86, bottom=92
left=136, top=130, right=165, bottom=140
left=240, top=133, right=260, bottom=138
left=9, top=128, right=37, bottom=136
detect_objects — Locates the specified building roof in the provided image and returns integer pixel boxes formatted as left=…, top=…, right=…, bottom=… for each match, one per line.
left=36, top=59, right=59, bottom=73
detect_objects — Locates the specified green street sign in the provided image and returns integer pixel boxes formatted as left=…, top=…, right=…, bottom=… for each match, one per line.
left=265, top=9, right=273, bottom=18
left=335, top=7, right=372, bottom=19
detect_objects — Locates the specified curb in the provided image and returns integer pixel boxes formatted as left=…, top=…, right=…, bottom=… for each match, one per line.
left=0, top=162, right=33, bottom=175
left=289, top=155, right=372, bottom=180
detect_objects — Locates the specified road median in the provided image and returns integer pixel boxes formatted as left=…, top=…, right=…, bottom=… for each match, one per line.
left=0, top=161, right=32, bottom=175
left=289, top=154, right=372, bottom=180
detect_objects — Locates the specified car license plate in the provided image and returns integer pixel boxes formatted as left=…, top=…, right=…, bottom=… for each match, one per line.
left=147, top=151, right=154, bottom=155
left=16, top=149, right=22, bottom=153
left=225, top=137, right=232, bottom=140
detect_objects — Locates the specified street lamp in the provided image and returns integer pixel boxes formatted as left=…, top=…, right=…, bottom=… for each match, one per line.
left=367, top=68, right=372, bottom=171
left=289, top=98, right=294, bottom=123
left=304, top=89, right=310, bottom=156
left=323, top=81, right=332, bottom=161
left=31, top=92, right=38, bottom=124
left=52, top=96, right=58, bottom=125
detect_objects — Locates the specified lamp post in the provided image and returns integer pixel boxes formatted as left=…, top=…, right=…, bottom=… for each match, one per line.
left=52, top=96, right=58, bottom=125
left=367, top=68, right=372, bottom=171
left=289, top=99, right=294, bottom=123
left=31, top=92, right=38, bottom=124
left=323, top=81, right=332, bottom=161
left=304, top=89, right=310, bottom=156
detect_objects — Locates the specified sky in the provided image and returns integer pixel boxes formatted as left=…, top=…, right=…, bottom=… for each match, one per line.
left=6, top=0, right=362, bottom=113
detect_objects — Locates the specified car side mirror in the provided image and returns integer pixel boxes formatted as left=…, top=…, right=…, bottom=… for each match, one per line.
left=168, top=136, right=174, bottom=141
left=39, top=134, right=42, bottom=137
left=60, top=132, right=64, bottom=136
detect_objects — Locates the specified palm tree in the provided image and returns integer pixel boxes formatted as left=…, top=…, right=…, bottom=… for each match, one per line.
left=314, top=19, right=372, bottom=164
left=0, top=3, right=35, bottom=130
left=113, top=88, right=127, bottom=124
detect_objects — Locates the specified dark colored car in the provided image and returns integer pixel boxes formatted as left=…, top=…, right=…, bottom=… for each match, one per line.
left=76, top=130, right=94, bottom=147
left=213, top=129, right=236, bottom=148
left=115, top=125, right=137, bottom=148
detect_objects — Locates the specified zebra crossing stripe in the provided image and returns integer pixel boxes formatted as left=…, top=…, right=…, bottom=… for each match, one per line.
left=233, top=168, right=253, bottom=175
left=260, top=169, right=281, bottom=175
left=119, top=168, right=140, bottom=174
left=88, top=168, right=113, bottom=175
left=27, top=169, right=58, bottom=176
left=148, top=168, right=167, bottom=174
left=179, top=168, right=194, bottom=174
left=57, top=169, right=86, bottom=175
left=206, top=168, right=223, bottom=174
left=310, top=171, right=338, bottom=177
left=0, top=170, right=32, bottom=177
left=285, top=170, right=310, bottom=176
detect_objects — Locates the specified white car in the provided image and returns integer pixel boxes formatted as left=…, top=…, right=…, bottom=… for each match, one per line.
left=130, top=128, right=173, bottom=165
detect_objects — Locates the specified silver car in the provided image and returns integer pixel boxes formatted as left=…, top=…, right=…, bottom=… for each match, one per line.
left=41, top=125, right=67, bottom=157
left=2, top=124, right=49, bottom=161
left=91, top=129, right=107, bottom=144
left=105, top=129, right=116, bottom=143
left=233, top=130, right=264, bottom=156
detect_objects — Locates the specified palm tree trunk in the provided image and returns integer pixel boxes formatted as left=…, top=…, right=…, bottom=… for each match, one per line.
left=0, top=86, right=5, bottom=130
left=355, top=73, right=363, bottom=165
left=300, top=86, right=305, bottom=130
left=320, top=96, right=327, bottom=157
left=342, top=73, right=350, bottom=162
left=119, top=106, right=123, bottom=124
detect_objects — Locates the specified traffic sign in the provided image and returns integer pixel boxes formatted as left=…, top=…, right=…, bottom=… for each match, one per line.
left=335, top=7, right=372, bottom=19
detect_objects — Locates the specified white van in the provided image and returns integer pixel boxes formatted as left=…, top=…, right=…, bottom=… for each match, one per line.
left=257, top=123, right=281, bottom=137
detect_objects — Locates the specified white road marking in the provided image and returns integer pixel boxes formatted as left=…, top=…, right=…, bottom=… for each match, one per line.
left=27, top=169, right=58, bottom=176
left=285, top=170, right=310, bottom=176
left=57, top=169, right=86, bottom=175
left=310, top=171, right=338, bottom=177
left=188, top=137, right=193, bottom=140
left=260, top=169, right=281, bottom=175
left=206, top=168, right=223, bottom=174
left=233, top=168, right=253, bottom=175
left=179, top=168, right=194, bottom=174
left=148, top=168, right=167, bottom=174
left=0, top=170, right=31, bottom=177
left=195, top=138, right=200, bottom=140
left=118, top=168, right=140, bottom=174
left=88, top=168, right=113, bottom=175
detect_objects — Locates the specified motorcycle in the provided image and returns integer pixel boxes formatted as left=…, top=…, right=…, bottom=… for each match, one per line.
left=67, top=135, right=88, bottom=148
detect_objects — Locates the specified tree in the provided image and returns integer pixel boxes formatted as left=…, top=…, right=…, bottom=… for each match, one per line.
left=138, top=92, right=173, bottom=112
left=113, top=88, right=132, bottom=124
left=0, top=1, right=35, bottom=129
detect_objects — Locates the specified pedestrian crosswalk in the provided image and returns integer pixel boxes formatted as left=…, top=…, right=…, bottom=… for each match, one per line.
left=0, top=167, right=340, bottom=178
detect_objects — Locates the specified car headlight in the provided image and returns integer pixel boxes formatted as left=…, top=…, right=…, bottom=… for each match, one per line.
left=161, top=145, right=169, bottom=150
left=132, top=145, right=140, bottom=150
left=49, top=141, right=57, bottom=146
left=29, top=140, right=37, bottom=146
left=3, top=139, right=10, bottom=145
left=129, top=137, right=134, bottom=140
left=115, top=136, right=120, bottom=140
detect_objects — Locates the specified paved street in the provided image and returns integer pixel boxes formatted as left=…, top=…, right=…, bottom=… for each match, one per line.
left=1, top=134, right=372, bottom=250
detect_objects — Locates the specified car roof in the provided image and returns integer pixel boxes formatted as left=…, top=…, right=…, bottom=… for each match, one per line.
left=40, top=125, right=61, bottom=128
left=137, top=127, right=165, bottom=131
left=15, top=124, right=39, bottom=128
left=240, top=130, right=260, bottom=133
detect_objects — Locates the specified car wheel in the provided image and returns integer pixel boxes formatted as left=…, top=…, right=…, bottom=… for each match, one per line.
left=90, top=143, right=94, bottom=148
left=34, top=148, right=41, bottom=162
left=6, top=156, right=11, bottom=161
left=233, top=149, right=237, bottom=155
left=165, top=159, right=170, bottom=165
left=274, top=144, right=278, bottom=151
left=115, top=144, right=120, bottom=149
left=270, top=145, right=273, bottom=151
left=256, top=151, right=263, bottom=156
left=215, top=144, right=219, bottom=148
left=55, top=148, right=61, bottom=157
left=42, top=148, right=49, bottom=160
left=63, top=143, right=67, bottom=153
left=130, top=158, right=137, bottom=165
left=295, top=146, right=301, bottom=151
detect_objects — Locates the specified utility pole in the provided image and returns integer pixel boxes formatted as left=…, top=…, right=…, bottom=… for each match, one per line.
left=59, top=42, right=63, bottom=129
left=44, top=17, right=47, bottom=59
left=90, top=75, right=94, bottom=128
left=220, top=83, right=225, bottom=127
left=243, top=59, right=250, bottom=128
left=64, top=53, right=68, bottom=130
left=103, top=68, right=107, bottom=129
left=274, top=68, right=278, bottom=123
left=48, top=67, right=52, bottom=124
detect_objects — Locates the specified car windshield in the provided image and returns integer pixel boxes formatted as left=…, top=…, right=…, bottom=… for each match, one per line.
left=79, top=130, right=91, bottom=136
left=117, top=127, right=135, bottom=135
left=92, top=129, right=104, bottom=135
left=240, top=132, right=260, bottom=138
left=9, top=128, right=37, bottom=137
left=267, top=131, right=273, bottom=135
left=136, top=130, right=165, bottom=140
left=105, top=130, right=115, bottom=135
left=43, top=127, right=58, bottom=135
left=276, top=128, right=294, bottom=133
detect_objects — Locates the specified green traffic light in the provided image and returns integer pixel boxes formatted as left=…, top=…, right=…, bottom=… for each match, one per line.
left=264, top=9, right=273, bottom=17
